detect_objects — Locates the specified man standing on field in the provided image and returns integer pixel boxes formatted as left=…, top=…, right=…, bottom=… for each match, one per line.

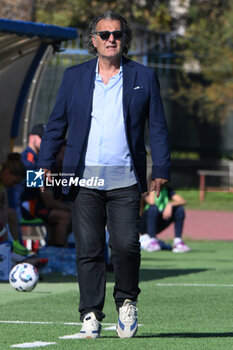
left=38, top=11, right=170, bottom=339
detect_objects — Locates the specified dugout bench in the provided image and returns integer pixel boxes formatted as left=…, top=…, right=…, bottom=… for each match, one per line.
left=19, top=217, right=47, bottom=251
left=197, top=169, right=230, bottom=202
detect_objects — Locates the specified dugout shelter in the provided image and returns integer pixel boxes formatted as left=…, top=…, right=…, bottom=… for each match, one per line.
left=0, top=18, right=77, bottom=164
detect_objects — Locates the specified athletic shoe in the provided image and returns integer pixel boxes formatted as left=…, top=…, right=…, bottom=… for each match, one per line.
left=140, top=234, right=161, bottom=252
left=172, top=241, right=191, bottom=253
left=146, top=239, right=161, bottom=252
left=77, top=312, right=101, bottom=339
left=12, top=240, right=34, bottom=257
left=139, top=234, right=151, bottom=250
left=116, top=299, right=138, bottom=338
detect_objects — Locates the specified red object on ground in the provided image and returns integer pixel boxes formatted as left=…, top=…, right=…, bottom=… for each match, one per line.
left=159, top=210, right=233, bottom=241
left=32, top=240, right=40, bottom=252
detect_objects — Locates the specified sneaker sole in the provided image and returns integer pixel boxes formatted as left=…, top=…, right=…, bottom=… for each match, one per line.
left=77, top=333, right=101, bottom=339
left=173, top=249, right=191, bottom=253
left=77, top=324, right=101, bottom=339
left=146, top=247, right=161, bottom=252
left=116, top=325, right=138, bottom=338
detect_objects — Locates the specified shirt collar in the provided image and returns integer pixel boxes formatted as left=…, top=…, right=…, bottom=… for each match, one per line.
left=95, top=58, right=123, bottom=76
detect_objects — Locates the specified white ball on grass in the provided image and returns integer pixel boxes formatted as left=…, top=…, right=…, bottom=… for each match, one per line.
left=9, top=263, right=39, bottom=292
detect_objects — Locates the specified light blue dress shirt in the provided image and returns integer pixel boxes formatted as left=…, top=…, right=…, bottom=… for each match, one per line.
left=78, top=60, right=137, bottom=190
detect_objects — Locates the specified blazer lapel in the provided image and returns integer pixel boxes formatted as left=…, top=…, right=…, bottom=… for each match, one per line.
left=122, top=57, right=136, bottom=121
left=83, top=58, right=97, bottom=118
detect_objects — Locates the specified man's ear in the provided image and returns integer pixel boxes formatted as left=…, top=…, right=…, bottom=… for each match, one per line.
left=92, top=35, right=97, bottom=48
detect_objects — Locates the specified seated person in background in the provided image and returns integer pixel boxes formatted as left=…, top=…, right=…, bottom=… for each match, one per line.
left=38, top=141, right=71, bottom=246
left=0, top=153, right=32, bottom=257
left=139, top=184, right=191, bottom=253
left=16, top=124, right=71, bottom=247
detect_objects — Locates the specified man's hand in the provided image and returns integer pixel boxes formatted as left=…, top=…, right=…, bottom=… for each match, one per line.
left=150, top=178, right=168, bottom=198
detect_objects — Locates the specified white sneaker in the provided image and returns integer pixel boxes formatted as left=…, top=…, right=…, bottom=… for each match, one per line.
left=173, top=241, right=191, bottom=253
left=116, top=299, right=138, bottom=338
left=146, top=239, right=161, bottom=252
left=139, top=234, right=151, bottom=250
left=77, top=312, right=101, bottom=339
left=140, top=234, right=161, bottom=252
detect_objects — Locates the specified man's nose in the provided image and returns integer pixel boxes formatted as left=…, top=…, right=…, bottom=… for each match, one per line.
left=108, top=33, right=115, bottom=41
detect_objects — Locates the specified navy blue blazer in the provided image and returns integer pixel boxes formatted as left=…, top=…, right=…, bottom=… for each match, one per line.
left=38, top=56, right=170, bottom=194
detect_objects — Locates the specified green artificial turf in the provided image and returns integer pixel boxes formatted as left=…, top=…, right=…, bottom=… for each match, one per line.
left=1, top=241, right=233, bottom=349
left=177, top=189, right=233, bottom=211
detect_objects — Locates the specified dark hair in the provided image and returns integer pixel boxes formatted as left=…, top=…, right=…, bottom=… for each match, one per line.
left=1, top=153, right=25, bottom=178
left=30, top=124, right=46, bottom=138
left=85, top=11, right=132, bottom=55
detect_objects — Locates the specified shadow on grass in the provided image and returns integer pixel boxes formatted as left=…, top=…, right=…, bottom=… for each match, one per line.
left=106, top=268, right=208, bottom=283
left=39, top=268, right=208, bottom=283
left=140, top=268, right=208, bottom=282
left=97, top=332, right=233, bottom=339
left=40, top=273, right=77, bottom=283
left=137, top=332, right=233, bottom=338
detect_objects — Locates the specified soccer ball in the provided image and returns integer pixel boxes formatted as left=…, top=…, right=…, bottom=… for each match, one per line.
left=9, top=263, right=39, bottom=292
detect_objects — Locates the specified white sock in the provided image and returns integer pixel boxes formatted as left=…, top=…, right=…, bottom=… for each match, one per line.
left=174, top=237, right=182, bottom=244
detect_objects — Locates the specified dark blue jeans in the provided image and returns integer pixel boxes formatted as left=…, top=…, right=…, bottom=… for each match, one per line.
left=139, top=205, right=185, bottom=239
left=70, top=185, right=141, bottom=321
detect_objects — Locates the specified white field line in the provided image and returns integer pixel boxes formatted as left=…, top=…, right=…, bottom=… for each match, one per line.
left=156, top=283, right=233, bottom=287
left=11, top=342, right=56, bottom=348
left=59, top=324, right=144, bottom=338
left=0, top=320, right=143, bottom=327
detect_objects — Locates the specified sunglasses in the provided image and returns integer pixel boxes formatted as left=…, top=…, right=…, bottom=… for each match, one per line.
left=94, top=30, right=124, bottom=41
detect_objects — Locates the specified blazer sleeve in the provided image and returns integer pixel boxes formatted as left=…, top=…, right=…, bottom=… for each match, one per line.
left=148, top=71, right=170, bottom=181
left=38, top=70, right=68, bottom=170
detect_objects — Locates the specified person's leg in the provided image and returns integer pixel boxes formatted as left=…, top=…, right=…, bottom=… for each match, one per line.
left=47, top=209, right=70, bottom=246
left=6, top=207, right=20, bottom=241
left=172, top=206, right=190, bottom=253
left=140, top=205, right=173, bottom=251
left=144, top=205, right=162, bottom=238
left=172, top=205, right=185, bottom=238
left=139, top=210, right=151, bottom=248
left=139, top=206, right=161, bottom=251
left=106, top=185, right=141, bottom=309
left=70, top=187, right=107, bottom=322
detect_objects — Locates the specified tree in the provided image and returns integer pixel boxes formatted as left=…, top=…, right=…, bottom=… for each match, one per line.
left=0, top=0, right=36, bottom=21
left=35, top=0, right=173, bottom=30
left=170, top=0, right=233, bottom=157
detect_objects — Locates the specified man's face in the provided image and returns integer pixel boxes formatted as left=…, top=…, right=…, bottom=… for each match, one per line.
left=33, top=135, right=42, bottom=153
left=92, top=19, right=124, bottom=60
